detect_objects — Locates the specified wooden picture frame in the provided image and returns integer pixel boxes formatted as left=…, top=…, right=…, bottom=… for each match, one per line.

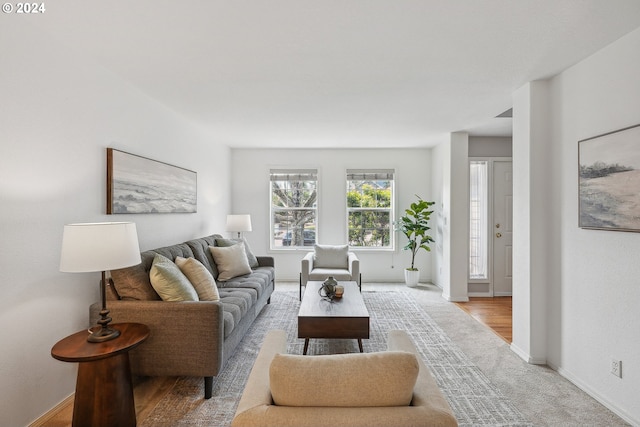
left=107, top=148, right=197, bottom=214
left=578, top=124, right=640, bottom=232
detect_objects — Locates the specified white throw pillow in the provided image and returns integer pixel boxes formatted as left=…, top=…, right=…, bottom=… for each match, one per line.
left=209, top=242, right=252, bottom=281
left=313, top=244, right=349, bottom=269
left=174, top=256, right=220, bottom=301
left=149, top=254, right=199, bottom=302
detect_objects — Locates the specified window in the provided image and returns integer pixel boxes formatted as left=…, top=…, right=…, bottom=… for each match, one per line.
left=469, top=161, right=488, bottom=280
left=270, top=169, right=317, bottom=249
left=346, top=169, right=394, bottom=248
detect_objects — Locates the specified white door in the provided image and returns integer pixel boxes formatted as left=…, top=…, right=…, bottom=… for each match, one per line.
left=493, top=161, right=513, bottom=296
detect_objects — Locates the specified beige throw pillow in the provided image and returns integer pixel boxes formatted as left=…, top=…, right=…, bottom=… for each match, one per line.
left=149, top=254, right=199, bottom=302
left=313, top=244, right=349, bottom=269
left=209, top=242, right=252, bottom=281
left=174, top=256, right=220, bottom=301
left=270, top=351, right=419, bottom=407
left=215, top=237, right=259, bottom=268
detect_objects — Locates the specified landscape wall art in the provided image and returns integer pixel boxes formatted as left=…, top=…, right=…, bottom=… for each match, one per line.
left=107, top=148, right=197, bottom=214
left=579, top=124, right=640, bottom=232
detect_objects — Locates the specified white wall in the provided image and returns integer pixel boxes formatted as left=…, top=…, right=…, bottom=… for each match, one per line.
left=431, top=142, right=449, bottom=292
left=468, top=136, right=512, bottom=157
left=542, top=27, right=640, bottom=424
left=0, top=22, right=231, bottom=426
left=230, top=148, right=434, bottom=282
left=431, top=133, right=469, bottom=302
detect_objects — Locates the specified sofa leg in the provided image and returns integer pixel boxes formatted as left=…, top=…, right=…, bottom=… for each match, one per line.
left=204, top=376, right=213, bottom=399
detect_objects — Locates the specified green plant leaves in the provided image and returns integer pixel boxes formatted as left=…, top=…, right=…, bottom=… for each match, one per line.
left=394, top=196, right=436, bottom=269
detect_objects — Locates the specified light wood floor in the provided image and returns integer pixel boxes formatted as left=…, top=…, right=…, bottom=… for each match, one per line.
left=454, top=296, right=512, bottom=343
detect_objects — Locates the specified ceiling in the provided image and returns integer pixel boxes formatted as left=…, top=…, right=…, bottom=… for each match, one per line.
left=32, top=1, right=640, bottom=148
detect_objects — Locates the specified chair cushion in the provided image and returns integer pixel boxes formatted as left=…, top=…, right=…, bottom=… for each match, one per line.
left=313, top=244, right=349, bottom=269
left=269, top=351, right=419, bottom=407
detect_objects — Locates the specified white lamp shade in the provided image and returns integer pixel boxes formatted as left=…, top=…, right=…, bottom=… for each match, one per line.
left=225, top=214, right=252, bottom=232
left=60, top=222, right=141, bottom=272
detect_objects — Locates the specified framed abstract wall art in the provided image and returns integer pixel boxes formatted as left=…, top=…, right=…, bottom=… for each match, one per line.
left=107, top=148, right=197, bottom=214
left=578, top=124, right=640, bottom=232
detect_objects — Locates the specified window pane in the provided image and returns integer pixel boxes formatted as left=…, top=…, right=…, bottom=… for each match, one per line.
left=271, top=169, right=317, bottom=249
left=469, top=161, right=488, bottom=279
left=346, top=169, right=394, bottom=248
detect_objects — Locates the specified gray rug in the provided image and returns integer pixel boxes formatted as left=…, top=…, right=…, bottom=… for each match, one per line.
left=141, top=291, right=532, bottom=427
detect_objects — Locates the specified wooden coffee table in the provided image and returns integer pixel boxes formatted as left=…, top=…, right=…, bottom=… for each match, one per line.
left=298, top=280, right=369, bottom=355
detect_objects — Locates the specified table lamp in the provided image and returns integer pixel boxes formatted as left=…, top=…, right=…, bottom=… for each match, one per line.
left=60, top=222, right=141, bottom=343
left=226, top=214, right=252, bottom=239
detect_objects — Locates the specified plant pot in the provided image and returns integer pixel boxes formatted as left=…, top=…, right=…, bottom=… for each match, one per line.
left=404, top=269, right=420, bottom=287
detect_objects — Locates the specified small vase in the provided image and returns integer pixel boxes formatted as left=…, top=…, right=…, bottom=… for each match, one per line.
left=323, top=276, right=337, bottom=291
left=320, top=276, right=338, bottom=300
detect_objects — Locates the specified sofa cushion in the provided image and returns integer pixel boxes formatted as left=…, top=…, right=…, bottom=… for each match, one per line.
left=209, top=243, right=252, bottom=281
left=313, top=244, right=349, bottom=269
left=174, top=256, right=220, bottom=301
left=270, top=351, right=419, bottom=407
left=219, top=289, right=255, bottom=337
left=149, top=254, right=199, bottom=302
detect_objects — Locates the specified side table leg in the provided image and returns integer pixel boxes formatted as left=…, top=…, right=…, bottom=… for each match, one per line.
left=73, top=353, right=136, bottom=427
left=358, top=339, right=364, bottom=353
left=303, top=338, right=310, bottom=355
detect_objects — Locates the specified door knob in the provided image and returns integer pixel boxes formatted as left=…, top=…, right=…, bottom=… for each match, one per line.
left=496, top=232, right=502, bottom=238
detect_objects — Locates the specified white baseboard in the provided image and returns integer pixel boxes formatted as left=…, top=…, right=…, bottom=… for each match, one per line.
left=442, top=293, right=470, bottom=302
left=547, top=362, right=639, bottom=426
left=468, top=292, right=491, bottom=297
left=509, top=342, right=546, bottom=365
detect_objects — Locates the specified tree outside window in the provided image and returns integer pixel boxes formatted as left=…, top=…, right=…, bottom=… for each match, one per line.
left=347, top=169, right=394, bottom=248
left=270, top=169, right=317, bottom=249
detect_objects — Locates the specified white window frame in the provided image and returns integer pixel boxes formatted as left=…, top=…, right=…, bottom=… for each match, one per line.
left=346, top=169, right=395, bottom=250
left=270, top=169, right=318, bottom=250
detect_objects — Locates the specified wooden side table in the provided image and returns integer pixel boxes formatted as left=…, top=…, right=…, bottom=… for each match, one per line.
left=51, top=322, right=150, bottom=427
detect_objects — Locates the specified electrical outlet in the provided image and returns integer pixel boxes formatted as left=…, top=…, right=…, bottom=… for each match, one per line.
left=611, top=359, right=622, bottom=378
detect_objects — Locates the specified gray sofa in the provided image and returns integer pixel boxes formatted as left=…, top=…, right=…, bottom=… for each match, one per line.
left=89, top=234, right=275, bottom=399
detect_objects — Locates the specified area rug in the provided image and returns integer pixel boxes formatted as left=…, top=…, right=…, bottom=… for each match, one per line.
left=141, top=291, right=532, bottom=427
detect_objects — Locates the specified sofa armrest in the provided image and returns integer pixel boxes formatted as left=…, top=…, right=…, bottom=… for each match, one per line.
left=90, top=300, right=225, bottom=377
left=256, top=256, right=274, bottom=268
left=300, top=252, right=314, bottom=286
left=347, top=252, right=360, bottom=283
left=232, top=330, right=287, bottom=425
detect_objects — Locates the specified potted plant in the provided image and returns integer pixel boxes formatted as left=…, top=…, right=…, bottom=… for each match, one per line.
left=395, top=196, right=435, bottom=286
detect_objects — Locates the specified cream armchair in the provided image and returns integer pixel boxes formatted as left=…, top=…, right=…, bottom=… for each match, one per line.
left=231, top=329, right=458, bottom=427
left=300, top=244, right=360, bottom=300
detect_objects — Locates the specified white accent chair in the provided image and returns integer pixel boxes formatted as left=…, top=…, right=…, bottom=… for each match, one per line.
left=300, top=244, right=360, bottom=300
